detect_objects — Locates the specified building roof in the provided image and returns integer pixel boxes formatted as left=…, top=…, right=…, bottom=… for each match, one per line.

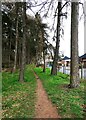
left=79, top=53, right=86, bottom=59
left=62, top=56, right=70, bottom=60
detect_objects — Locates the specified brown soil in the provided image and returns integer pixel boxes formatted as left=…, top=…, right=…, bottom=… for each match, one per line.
left=34, top=72, right=60, bottom=118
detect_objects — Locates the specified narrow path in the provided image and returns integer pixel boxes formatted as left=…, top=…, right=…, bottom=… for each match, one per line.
left=34, top=72, right=60, bottom=118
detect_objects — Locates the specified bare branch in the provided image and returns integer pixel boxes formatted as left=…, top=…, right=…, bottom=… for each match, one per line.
left=37, top=1, right=49, bottom=13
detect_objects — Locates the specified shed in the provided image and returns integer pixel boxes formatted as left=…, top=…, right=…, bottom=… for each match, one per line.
left=62, top=56, right=70, bottom=66
left=79, top=53, right=86, bottom=68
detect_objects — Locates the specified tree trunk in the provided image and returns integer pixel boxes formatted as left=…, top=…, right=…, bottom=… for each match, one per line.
left=43, top=50, right=46, bottom=72
left=81, top=63, right=83, bottom=79
left=0, top=1, right=2, bottom=72
left=70, top=2, right=80, bottom=88
left=18, top=38, right=22, bottom=67
left=8, top=37, right=11, bottom=68
left=8, top=27, right=12, bottom=68
left=26, top=38, right=30, bottom=64
left=13, top=3, right=19, bottom=72
left=51, top=2, right=62, bottom=75
left=19, top=2, right=26, bottom=82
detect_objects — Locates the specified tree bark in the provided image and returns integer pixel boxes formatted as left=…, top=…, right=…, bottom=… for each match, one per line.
left=8, top=26, right=12, bottom=68
left=19, top=2, right=26, bottom=82
left=43, top=50, right=46, bottom=72
left=70, top=2, right=80, bottom=88
left=8, top=37, right=11, bottom=68
left=13, top=3, right=19, bottom=72
left=0, top=1, right=2, bottom=72
left=51, top=2, right=62, bottom=75
left=26, top=37, right=30, bottom=64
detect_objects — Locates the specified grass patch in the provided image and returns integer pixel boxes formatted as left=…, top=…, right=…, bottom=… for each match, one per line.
left=34, top=67, right=85, bottom=118
left=2, top=65, right=36, bottom=118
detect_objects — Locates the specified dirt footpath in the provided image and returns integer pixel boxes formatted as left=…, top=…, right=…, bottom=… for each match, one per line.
left=34, top=72, right=60, bottom=118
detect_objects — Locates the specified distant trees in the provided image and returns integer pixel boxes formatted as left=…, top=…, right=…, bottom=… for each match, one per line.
left=35, top=13, right=44, bottom=66
left=34, top=12, right=50, bottom=70
left=2, top=2, right=49, bottom=74
left=2, top=3, right=15, bottom=68
left=70, top=1, right=80, bottom=88
left=25, top=16, right=36, bottom=64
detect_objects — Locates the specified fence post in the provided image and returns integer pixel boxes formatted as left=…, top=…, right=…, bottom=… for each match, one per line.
left=63, top=64, right=65, bottom=74
left=81, top=62, right=83, bottom=79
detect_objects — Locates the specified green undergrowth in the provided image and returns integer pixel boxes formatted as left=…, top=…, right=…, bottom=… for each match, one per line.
left=2, top=65, right=36, bottom=118
left=34, top=67, right=85, bottom=118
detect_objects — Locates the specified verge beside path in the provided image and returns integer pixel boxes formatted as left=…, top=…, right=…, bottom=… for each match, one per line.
left=34, top=72, right=60, bottom=118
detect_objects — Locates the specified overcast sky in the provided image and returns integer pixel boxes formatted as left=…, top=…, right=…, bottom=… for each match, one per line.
left=60, top=3, right=84, bottom=57
left=27, top=0, right=84, bottom=57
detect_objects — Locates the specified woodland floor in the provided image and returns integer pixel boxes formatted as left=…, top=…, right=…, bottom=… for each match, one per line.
left=34, top=72, right=60, bottom=118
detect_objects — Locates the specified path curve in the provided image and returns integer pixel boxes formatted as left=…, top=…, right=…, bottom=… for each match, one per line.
left=34, top=72, right=60, bottom=118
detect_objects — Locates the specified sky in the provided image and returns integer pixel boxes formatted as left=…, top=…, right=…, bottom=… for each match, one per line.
left=59, top=3, right=84, bottom=57
left=27, top=0, right=85, bottom=57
